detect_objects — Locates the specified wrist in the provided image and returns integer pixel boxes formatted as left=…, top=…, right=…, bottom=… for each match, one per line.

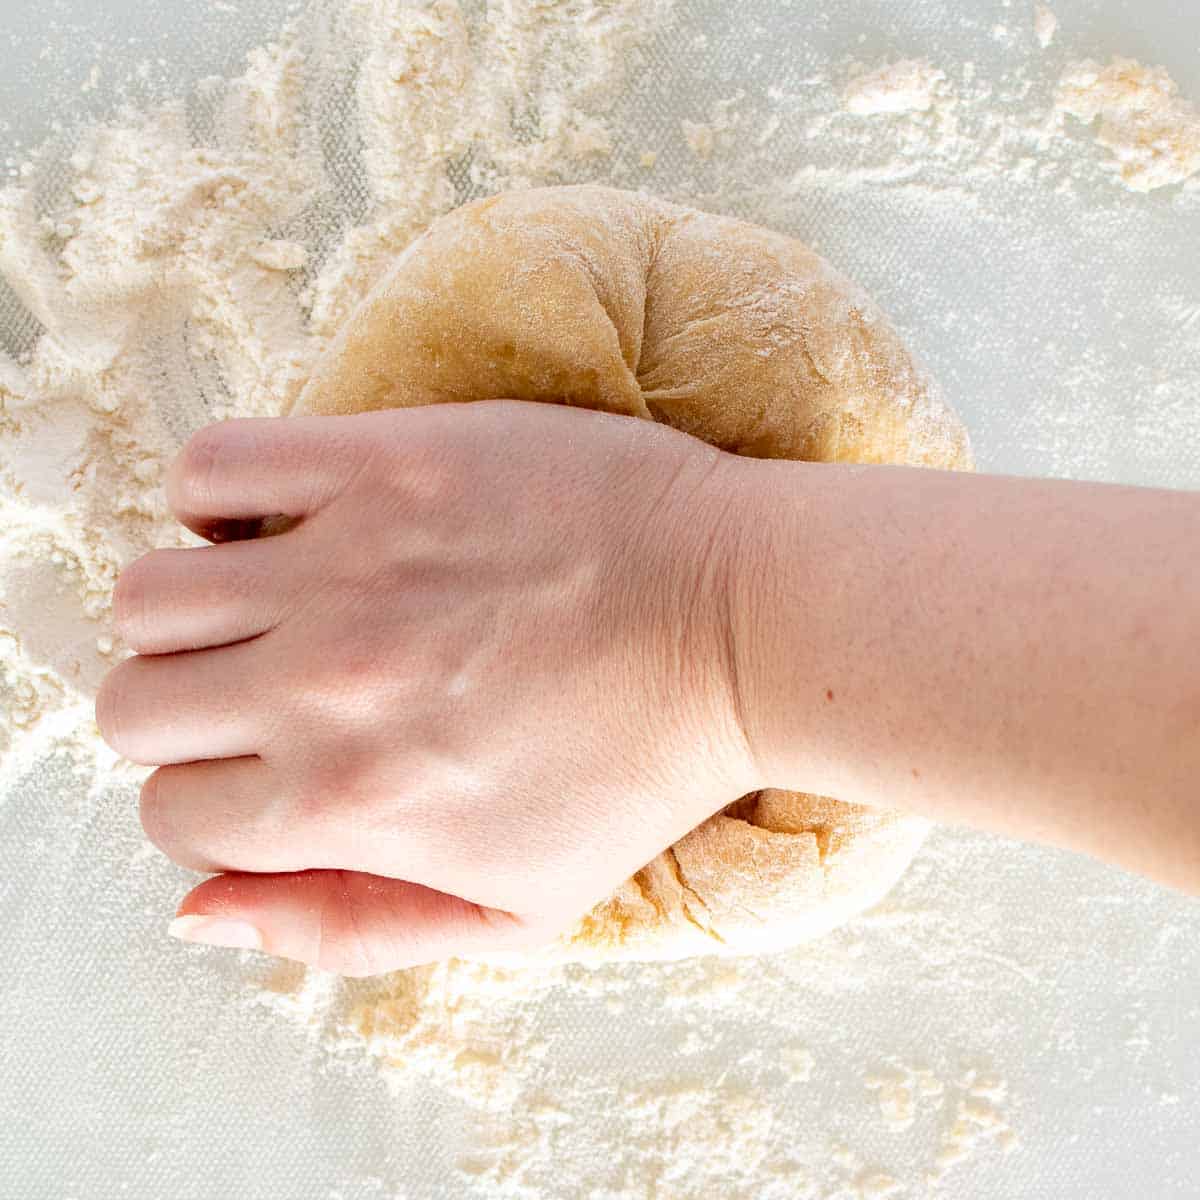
left=702, top=452, right=817, bottom=792
left=715, top=455, right=784, bottom=789
left=716, top=455, right=855, bottom=793
left=650, top=443, right=772, bottom=805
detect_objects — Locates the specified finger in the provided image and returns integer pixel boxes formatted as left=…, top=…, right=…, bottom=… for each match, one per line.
left=114, top=539, right=295, bottom=655
left=166, top=416, right=371, bottom=541
left=95, top=640, right=269, bottom=766
left=139, top=757, right=299, bottom=874
left=168, top=870, right=533, bottom=976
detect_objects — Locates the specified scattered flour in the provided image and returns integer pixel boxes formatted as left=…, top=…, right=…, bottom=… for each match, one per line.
left=246, top=951, right=1022, bottom=1198
left=1056, top=56, right=1200, bottom=192
left=928, top=1069, right=1020, bottom=1185
left=1, top=1, right=1196, bottom=1195
left=843, top=60, right=948, bottom=116
left=862, top=1058, right=1018, bottom=1186
left=1034, top=5, right=1058, bottom=50
left=676, top=92, right=747, bottom=162
left=680, top=118, right=715, bottom=160
left=866, top=1060, right=945, bottom=1131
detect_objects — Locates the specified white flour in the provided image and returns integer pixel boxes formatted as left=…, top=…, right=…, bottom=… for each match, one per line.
left=249, top=940, right=1020, bottom=1196
left=1034, top=6, right=1058, bottom=50
left=843, top=61, right=949, bottom=116
left=2, top=1, right=1199, bottom=1195
left=1056, top=56, right=1200, bottom=192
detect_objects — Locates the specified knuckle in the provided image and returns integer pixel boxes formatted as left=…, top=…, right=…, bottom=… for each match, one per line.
left=170, top=422, right=240, bottom=512
left=288, top=763, right=362, bottom=849
left=282, top=633, right=367, bottom=706
left=112, top=552, right=164, bottom=649
left=94, top=674, right=118, bottom=747
left=294, top=758, right=391, bottom=856
left=479, top=904, right=538, bottom=948
left=137, top=770, right=171, bottom=854
left=299, top=751, right=372, bottom=810
left=95, top=658, right=138, bottom=756
left=138, top=771, right=212, bottom=873
left=179, top=427, right=223, bottom=495
left=314, top=875, right=381, bottom=977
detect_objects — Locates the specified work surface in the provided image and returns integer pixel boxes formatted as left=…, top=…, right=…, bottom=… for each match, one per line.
left=1, top=0, right=1199, bottom=1197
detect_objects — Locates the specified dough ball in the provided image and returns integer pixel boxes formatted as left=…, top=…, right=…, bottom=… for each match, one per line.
left=291, top=185, right=972, bottom=963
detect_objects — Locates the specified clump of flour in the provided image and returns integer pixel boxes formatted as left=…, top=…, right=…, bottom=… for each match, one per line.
left=1056, top=56, right=1200, bottom=192
left=843, top=60, right=949, bottom=116
left=1034, top=6, right=1058, bottom=50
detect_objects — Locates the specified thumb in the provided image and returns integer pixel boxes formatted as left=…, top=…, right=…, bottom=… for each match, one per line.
left=167, top=869, right=531, bottom=976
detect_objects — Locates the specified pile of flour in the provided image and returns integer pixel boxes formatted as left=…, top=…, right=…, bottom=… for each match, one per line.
left=2, top=1, right=1199, bottom=1194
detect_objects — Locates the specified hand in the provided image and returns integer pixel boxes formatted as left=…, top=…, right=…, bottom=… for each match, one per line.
left=96, top=401, right=758, bottom=975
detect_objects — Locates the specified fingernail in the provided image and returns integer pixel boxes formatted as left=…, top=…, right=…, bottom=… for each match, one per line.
left=167, top=915, right=263, bottom=951
left=207, top=517, right=264, bottom=543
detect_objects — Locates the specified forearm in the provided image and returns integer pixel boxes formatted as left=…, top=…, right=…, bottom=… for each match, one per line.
left=725, top=460, right=1200, bottom=892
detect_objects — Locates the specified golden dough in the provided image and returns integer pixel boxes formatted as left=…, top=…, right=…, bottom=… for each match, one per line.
left=292, top=185, right=972, bottom=962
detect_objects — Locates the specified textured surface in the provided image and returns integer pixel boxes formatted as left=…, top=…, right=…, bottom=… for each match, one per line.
left=2, top=1, right=1200, bottom=1197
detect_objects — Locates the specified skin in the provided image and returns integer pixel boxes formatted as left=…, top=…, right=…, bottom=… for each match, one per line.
left=95, top=401, right=1200, bottom=975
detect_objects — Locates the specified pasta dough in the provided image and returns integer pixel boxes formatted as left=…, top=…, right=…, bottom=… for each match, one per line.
left=291, top=185, right=972, bottom=962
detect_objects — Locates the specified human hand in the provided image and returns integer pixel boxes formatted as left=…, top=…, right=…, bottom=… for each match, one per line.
left=96, top=401, right=758, bottom=974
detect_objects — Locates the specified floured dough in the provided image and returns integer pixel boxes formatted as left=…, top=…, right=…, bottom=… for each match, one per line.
left=292, top=185, right=972, bottom=962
